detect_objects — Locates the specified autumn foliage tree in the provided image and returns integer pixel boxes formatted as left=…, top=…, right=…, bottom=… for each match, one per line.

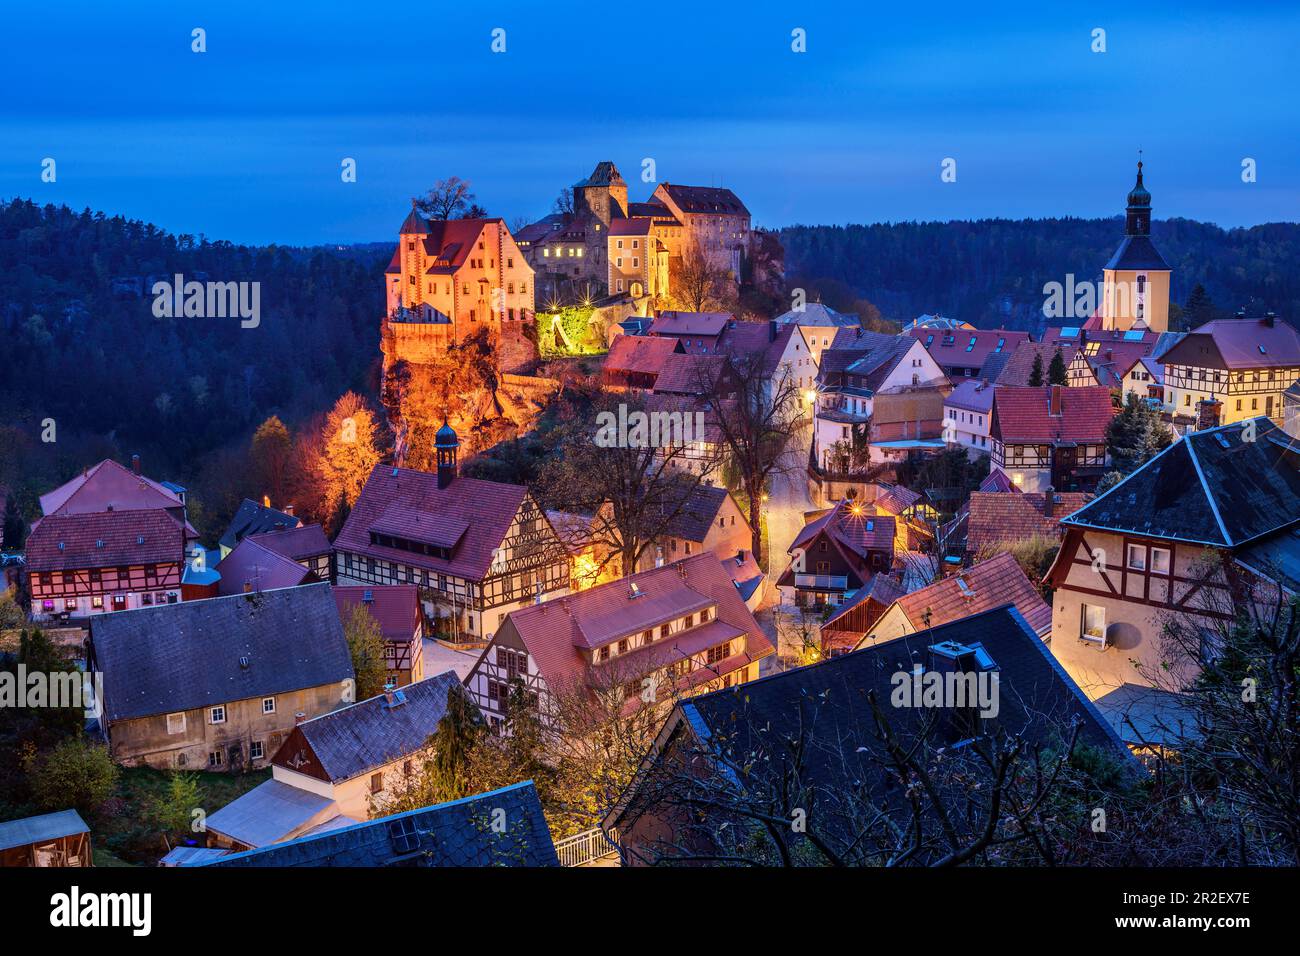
left=316, top=391, right=381, bottom=519
left=343, top=604, right=389, bottom=703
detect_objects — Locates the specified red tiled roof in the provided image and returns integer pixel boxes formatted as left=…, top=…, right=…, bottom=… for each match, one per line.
left=651, top=352, right=727, bottom=395
left=656, top=184, right=750, bottom=217
left=716, top=321, right=796, bottom=377
left=965, top=491, right=1090, bottom=555
left=249, top=524, right=331, bottom=561
left=995, top=341, right=1079, bottom=387
left=790, top=500, right=896, bottom=558
left=873, top=483, right=921, bottom=516
left=495, top=552, right=772, bottom=696
left=217, top=537, right=311, bottom=596
left=25, top=508, right=186, bottom=572
left=40, top=459, right=183, bottom=516
left=333, top=465, right=530, bottom=582
left=604, top=334, right=681, bottom=378
left=908, top=327, right=1030, bottom=370
left=991, top=386, right=1115, bottom=444
left=609, top=218, right=653, bottom=237
left=888, top=552, right=1052, bottom=637
left=332, top=585, right=420, bottom=643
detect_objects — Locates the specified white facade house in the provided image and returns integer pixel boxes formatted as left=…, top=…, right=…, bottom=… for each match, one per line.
left=942, top=379, right=995, bottom=457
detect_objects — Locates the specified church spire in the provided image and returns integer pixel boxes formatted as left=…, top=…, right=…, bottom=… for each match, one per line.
left=1125, top=155, right=1152, bottom=236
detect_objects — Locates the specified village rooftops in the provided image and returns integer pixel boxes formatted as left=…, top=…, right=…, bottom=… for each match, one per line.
left=944, top=378, right=995, bottom=414
left=608, top=217, right=653, bottom=236
left=205, top=782, right=557, bottom=867
left=651, top=352, right=729, bottom=395
left=88, top=582, right=352, bottom=723
left=219, top=498, right=301, bottom=552
left=39, top=458, right=185, bottom=516
left=332, top=584, right=420, bottom=642
left=492, top=552, right=772, bottom=692
left=790, top=500, right=896, bottom=558
left=648, top=311, right=732, bottom=338
left=216, top=536, right=312, bottom=596
left=866, top=551, right=1053, bottom=640
left=965, top=490, right=1090, bottom=556
left=774, top=302, right=862, bottom=328
left=0, top=810, right=89, bottom=853
left=908, top=327, right=1030, bottom=370
left=273, top=672, right=464, bottom=784
left=248, top=523, right=331, bottom=562
left=1060, top=417, right=1300, bottom=548
left=333, top=463, right=533, bottom=581
left=25, top=508, right=186, bottom=573
left=604, top=333, right=682, bottom=378
left=991, top=385, right=1115, bottom=444
left=655, top=484, right=742, bottom=545
left=1158, top=316, right=1300, bottom=371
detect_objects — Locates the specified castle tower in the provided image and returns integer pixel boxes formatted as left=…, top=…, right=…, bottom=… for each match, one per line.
left=573, top=161, right=627, bottom=226
left=394, top=201, right=430, bottom=314
left=435, top=421, right=459, bottom=489
left=1101, top=160, right=1171, bottom=333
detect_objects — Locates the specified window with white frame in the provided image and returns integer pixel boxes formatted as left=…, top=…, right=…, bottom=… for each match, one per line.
left=1126, top=544, right=1146, bottom=570
left=209, top=705, right=226, bottom=725
left=1150, top=547, right=1171, bottom=575
left=166, top=712, right=186, bottom=735
left=250, top=740, right=264, bottom=760
left=1081, top=604, right=1106, bottom=643
left=262, top=697, right=276, bottom=715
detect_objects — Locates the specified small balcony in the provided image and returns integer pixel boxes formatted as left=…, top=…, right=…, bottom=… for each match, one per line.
left=793, top=573, right=849, bottom=590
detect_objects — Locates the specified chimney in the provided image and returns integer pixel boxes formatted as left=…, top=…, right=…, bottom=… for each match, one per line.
left=284, top=504, right=295, bottom=516
left=768, top=319, right=777, bottom=342
left=736, top=549, right=746, bottom=565
left=295, top=712, right=307, bottom=725
left=1049, top=384, right=1063, bottom=416
left=243, top=580, right=254, bottom=594
left=1197, top=395, right=1223, bottom=430
left=1264, top=312, right=1276, bottom=328
left=1105, top=348, right=1113, bottom=362
left=384, top=685, right=396, bottom=706
left=1043, top=486, right=1055, bottom=518
left=262, top=494, right=271, bottom=508
left=131, top=454, right=141, bottom=475
left=1236, top=308, right=1247, bottom=321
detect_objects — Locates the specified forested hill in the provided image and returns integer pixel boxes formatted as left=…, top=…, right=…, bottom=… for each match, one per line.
left=0, top=198, right=386, bottom=501
left=780, top=217, right=1300, bottom=332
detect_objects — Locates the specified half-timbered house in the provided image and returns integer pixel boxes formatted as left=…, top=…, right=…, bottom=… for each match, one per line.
left=332, top=425, right=570, bottom=645
left=464, top=552, right=774, bottom=734
left=1044, top=418, right=1300, bottom=702
left=332, top=584, right=424, bottom=686
left=777, top=499, right=896, bottom=609
left=989, top=385, right=1115, bottom=492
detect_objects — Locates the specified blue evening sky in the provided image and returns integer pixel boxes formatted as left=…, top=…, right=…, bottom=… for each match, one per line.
left=3, top=1, right=1297, bottom=244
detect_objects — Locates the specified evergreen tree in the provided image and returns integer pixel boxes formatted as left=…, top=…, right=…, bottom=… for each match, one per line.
left=1106, top=394, right=1174, bottom=474
left=1184, top=283, right=1216, bottom=329
left=1028, top=353, right=1044, bottom=387
left=430, top=685, right=487, bottom=802
left=1048, top=348, right=1068, bottom=385
left=2, top=493, right=24, bottom=551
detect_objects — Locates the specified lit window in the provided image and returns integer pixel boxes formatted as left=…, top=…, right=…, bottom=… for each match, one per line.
left=1150, top=548, right=1171, bottom=575
left=1082, top=604, right=1106, bottom=641
left=1126, top=544, right=1146, bottom=571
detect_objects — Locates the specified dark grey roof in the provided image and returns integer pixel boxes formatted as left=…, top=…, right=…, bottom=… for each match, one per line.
left=659, top=484, right=732, bottom=544
left=220, top=498, right=301, bottom=551
left=0, top=810, right=88, bottom=851
left=1062, top=418, right=1300, bottom=547
left=205, top=782, right=558, bottom=867
left=203, top=779, right=338, bottom=848
left=90, top=583, right=353, bottom=722
left=976, top=350, right=1012, bottom=382
left=293, top=672, right=464, bottom=782
left=1104, top=234, right=1171, bottom=271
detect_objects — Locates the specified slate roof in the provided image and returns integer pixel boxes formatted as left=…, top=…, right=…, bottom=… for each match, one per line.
left=334, top=464, right=530, bottom=581
left=612, top=606, right=1136, bottom=838
left=0, top=810, right=88, bottom=851
left=486, top=553, right=773, bottom=696
left=25, top=508, right=186, bottom=572
left=1060, top=417, right=1300, bottom=548
left=1105, top=234, right=1171, bottom=271
left=205, top=782, right=558, bottom=868
left=715, top=320, right=796, bottom=377
left=203, top=780, right=341, bottom=849
left=39, top=458, right=184, bottom=516
left=966, top=491, right=1089, bottom=555
left=908, top=327, right=1030, bottom=370
left=773, top=303, right=861, bottom=328
left=220, top=498, right=301, bottom=551
left=844, top=337, right=919, bottom=392
left=216, top=536, right=311, bottom=596
left=249, top=524, right=331, bottom=561
left=944, top=378, right=995, bottom=414
left=873, top=483, right=922, bottom=516
left=603, top=333, right=681, bottom=378
left=658, top=484, right=736, bottom=544
left=790, top=500, right=896, bottom=558
left=1158, top=318, right=1300, bottom=371
left=822, top=573, right=906, bottom=631
left=333, top=584, right=421, bottom=642
left=655, top=183, right=749, bottom=217
left=877, top=552, right=1052, bottom=638
left=279, top=672, right=464, bottom=783
left=991, top=386, right=1115, bottom=444
left=89, top=582, right=353, bottom=722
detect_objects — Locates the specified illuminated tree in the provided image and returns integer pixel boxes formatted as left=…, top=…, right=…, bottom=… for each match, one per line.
left=414, top=176, right=478, bottom=220
left=317, top=392, right=381, bottom=516
left=343, top=604, right=388, bottom=703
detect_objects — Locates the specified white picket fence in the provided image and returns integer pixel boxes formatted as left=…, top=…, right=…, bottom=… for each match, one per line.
left=553, top=827, right=620, bottom=867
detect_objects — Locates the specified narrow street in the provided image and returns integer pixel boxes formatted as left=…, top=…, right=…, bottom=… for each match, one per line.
left=756, top=421, right=818, bottom=669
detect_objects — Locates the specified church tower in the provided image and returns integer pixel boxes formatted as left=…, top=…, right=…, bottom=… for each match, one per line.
left=1101, top=160, right=1171, bottom=333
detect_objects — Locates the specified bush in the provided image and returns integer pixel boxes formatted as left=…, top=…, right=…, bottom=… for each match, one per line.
left=27, top=737, right=118, bottom=817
